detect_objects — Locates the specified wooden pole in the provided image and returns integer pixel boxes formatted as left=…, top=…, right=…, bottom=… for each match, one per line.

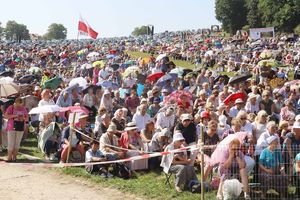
left=200, top=125, right=205, bottom=200
left=66, top=112, right=77, bottom=163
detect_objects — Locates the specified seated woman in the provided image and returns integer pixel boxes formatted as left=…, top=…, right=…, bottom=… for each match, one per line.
left=93, top=107, right=107, bottom=139
left=140, top=120, right=155, bottom=151
left=217, top=139, right=250, bottom=200
left=160, top=132, right=198, bottom=193
left=100, top=123, right=125, bottom=160
left=60, top=114, right=88, bottom=163
left=259, top=135, right=288, bottom=199
left=39, top=113, right=61, bottom=160
left=82, top=87, right=97, bottom=117
left=119, top=122, right=148, bottom=171
left=148, top=128, right=171, bottom=169
left=111, top=109, right=126, bottom=137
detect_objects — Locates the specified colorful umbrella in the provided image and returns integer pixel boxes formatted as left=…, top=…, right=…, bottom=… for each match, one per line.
left=81, top=63, right=93, bottom=69
left=69, top=77, right=87, bottom=89
left=210, top=132, right=248, bottom=165
left=257, top=59, right=283, bottom=67
left=0, top=80, right=20, bottom=97
left=123, top=66, right=141, bottom=77
left=164, top=90, right=193, bottom=104
left=42, top=77, right=62, bottom=90
left=155, top=54, right=167, bottom=62
left=97, top=80, right=119, bottom=89
left=60, top=106, right=89, bottom=115
left=223, top=92, right=247, bottom=106
left=147, top=72, right=165, bottom=82
left=170, top=68, right=184, bottom=77
left=28, top=66, right=41, bottom=74
left=228, top=74, right=252, bottom=85
left=156, top=74, right=177, bottom=87
left=29, top=105, right=62, bottom=115
left=92, top=60, right=106, bottom=68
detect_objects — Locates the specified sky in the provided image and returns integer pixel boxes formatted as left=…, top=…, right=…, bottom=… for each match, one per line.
left=0, top=0, right=220, bottom=39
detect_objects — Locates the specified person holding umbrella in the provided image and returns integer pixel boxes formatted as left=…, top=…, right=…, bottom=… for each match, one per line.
left=4, top=97, right=28, bottom=162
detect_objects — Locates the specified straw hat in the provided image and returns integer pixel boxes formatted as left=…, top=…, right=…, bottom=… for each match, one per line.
left=124, top=122, right=138, bottom=131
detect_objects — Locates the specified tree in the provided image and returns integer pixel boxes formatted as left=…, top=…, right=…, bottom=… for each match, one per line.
left=131, top=26, right=149, bottom=36
left=258, top=0, right=300, bottom=32
left=294, top=24, right=300, bottom=35
left=0, top=22, right=4, bottom=40
left=4, top=20, right=30, bottom=42
left=246, top=0, right=262, bottom=28
left=215, top=0, right=248, bottom=34
left=44, top=23, right=67, bottom=40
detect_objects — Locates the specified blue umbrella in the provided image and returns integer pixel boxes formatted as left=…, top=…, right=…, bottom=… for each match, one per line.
left=97, top=81, right=118, bottom=89
left=156, top=73, right=178, bottom=87
left=63, top=83, right=82, bottom=94
left=106, top=54, right=116, bottom=59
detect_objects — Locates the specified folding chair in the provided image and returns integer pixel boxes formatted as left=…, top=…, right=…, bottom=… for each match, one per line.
left=164, top=172, right=173, bottom=188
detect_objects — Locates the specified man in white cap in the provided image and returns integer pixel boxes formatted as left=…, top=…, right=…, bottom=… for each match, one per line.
left=160, top=132, right=198, bottom=192
left=229, top=98, right=246, bottom=119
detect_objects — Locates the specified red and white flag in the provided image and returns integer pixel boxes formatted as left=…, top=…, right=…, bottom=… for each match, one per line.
left=78, top=17, right=98, bottom=39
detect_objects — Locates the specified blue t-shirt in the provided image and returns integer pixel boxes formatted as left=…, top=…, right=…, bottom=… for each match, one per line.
left=259, top=148, right=283, bottom=169
left=85, top=149, right=105, bottom=163
left=294, top=153, right=300, bottom=175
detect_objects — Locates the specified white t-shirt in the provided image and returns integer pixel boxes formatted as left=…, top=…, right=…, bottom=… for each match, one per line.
left=155, top=112, right=175, bottom=130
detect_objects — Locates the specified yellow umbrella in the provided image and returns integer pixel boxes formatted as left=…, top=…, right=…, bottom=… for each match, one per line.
left=142, top=57, right=151, bottom=64
left=259, top=50, right=273, bottom=59
left=92, top=60, right=106, bottom=68
left=122, top=66, right=141, bottom=77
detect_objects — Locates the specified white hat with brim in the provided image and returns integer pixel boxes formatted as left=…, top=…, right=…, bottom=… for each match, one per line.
left=124, top=122, right=138, bottom=131
left=248, top=94, right=258, bottom=100
left=79, top=114, right=89, bottom=119
left=107, top=124, right=117, bottom=132
left=266, top=135, right=278, bottom=145
left=235, top=98, right=244, bottom=104
left=293, top=122, right=300, bottom=129
left=173, top=132, right=185, bottom=142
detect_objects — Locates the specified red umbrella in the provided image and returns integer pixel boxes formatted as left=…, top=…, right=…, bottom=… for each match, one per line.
left=60, top=106, right=89, bottom=115
left=223, top=92, right=247, bottom=106
left=146, top=72, right=165, bottom=82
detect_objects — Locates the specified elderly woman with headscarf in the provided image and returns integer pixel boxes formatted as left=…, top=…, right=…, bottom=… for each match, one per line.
left=83, top=87, right=97, bottom=117
left=259, top=135, right=288, bottom=199
left=111, top=109, right=126, bottom=136
left=100, top=90, right=113, bottom=112
left=160, top=132, right=198, bottom=192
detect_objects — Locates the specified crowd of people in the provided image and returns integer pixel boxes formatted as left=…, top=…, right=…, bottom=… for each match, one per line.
left=0, top=30, right=300, bottom=199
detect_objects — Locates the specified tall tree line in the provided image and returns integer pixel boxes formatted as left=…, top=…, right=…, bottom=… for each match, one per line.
left=215, top=0, right=300, bottom=34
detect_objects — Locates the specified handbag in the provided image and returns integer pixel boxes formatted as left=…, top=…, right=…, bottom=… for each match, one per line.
left=12, top=106, right=24, bottom=131
left=13, top=120, right=24, bottom=131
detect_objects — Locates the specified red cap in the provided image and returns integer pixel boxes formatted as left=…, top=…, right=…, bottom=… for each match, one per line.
left=200, top=111, right=210, bottom=119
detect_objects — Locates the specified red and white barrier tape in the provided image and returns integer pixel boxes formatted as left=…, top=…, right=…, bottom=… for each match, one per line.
left=0, top=146, right=199, bottom=168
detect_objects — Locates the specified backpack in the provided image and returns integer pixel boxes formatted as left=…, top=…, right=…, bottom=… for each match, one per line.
left=112, top=163, right=131, bottom=179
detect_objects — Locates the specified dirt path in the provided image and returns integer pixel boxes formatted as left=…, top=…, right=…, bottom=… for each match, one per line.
left=0, top=164, right=141, bottom=200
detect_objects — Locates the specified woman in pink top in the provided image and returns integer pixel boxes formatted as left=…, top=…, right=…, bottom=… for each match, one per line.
left=4, top=97, right=28, bottom=162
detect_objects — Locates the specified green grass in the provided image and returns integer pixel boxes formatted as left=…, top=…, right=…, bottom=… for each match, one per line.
left=5, top=133, right=216, bottom=200
left=127, top=51, right=295, bottom=80
left=127, top=51, right=195, bottom=70
left=58, top=167, right=217, bottom=200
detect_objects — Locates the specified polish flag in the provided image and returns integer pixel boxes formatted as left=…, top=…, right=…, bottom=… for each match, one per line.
left=78, top=17, right=98, bottom=39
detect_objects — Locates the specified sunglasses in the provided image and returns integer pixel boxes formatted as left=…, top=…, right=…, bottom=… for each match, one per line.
left=240, top=117, right=247, bottom=120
